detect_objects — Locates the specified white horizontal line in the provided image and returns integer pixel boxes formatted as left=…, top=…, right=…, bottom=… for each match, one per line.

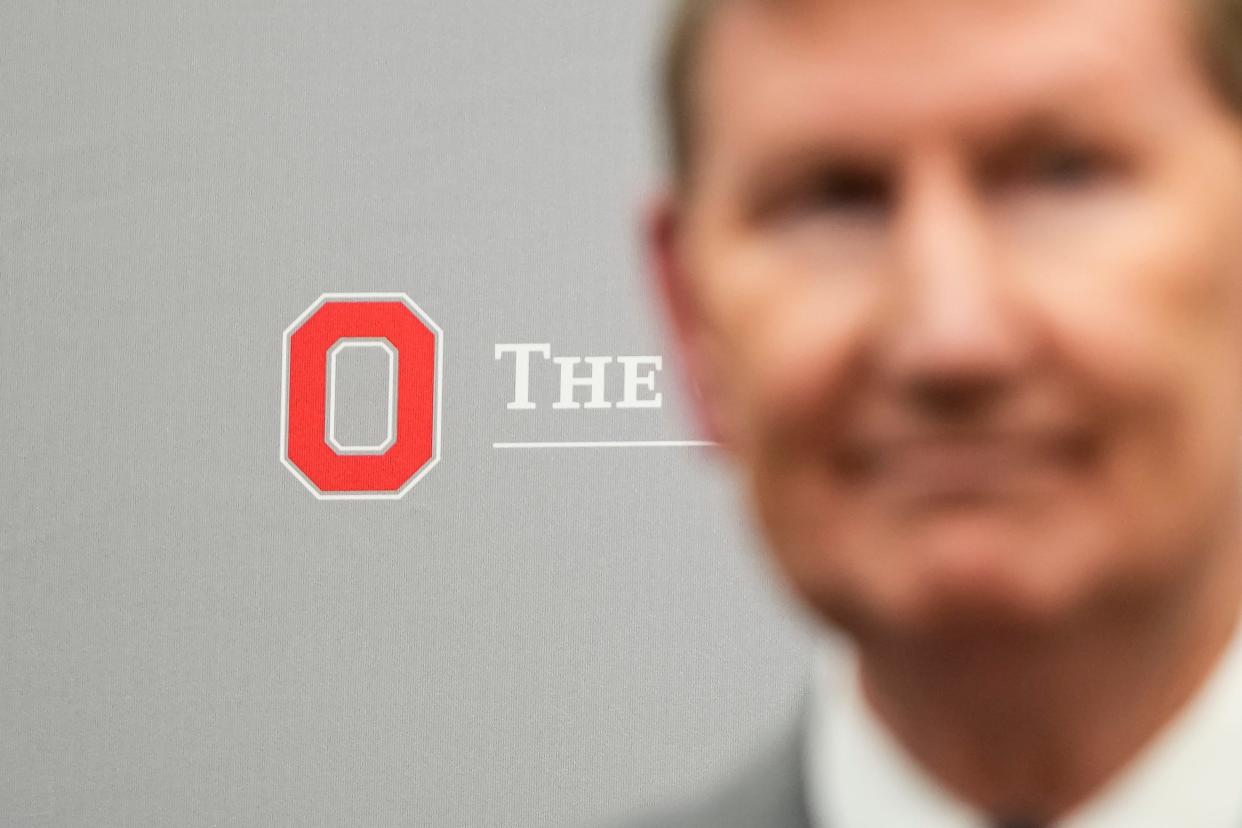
left=493, top=440, right=717, bottom=449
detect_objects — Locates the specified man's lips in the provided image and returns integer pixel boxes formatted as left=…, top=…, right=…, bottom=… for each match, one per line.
left=831, top=428, right=1097, bottom=499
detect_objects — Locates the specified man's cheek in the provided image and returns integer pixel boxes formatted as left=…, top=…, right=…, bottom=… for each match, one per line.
left=738, top=302, right=872, bottom=443
left=749, top=456, right=840, bottom=569
left=1070, top=189, right=1242, bottom=358
left=1020, top=266, right=1178, bottom=411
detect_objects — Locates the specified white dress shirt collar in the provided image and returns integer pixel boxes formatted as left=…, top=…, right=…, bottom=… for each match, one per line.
left=805, top=608, right=1242, bottom=828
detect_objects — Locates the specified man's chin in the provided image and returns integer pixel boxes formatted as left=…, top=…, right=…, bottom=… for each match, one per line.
left=803, top=517, right=1114, bottom=643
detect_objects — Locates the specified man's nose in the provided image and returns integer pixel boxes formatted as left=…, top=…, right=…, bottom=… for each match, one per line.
left=882, top=154, right=1032, bottom=415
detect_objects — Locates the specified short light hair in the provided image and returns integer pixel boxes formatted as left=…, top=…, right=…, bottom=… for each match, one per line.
left=661, top=0, right=1242, bottom=183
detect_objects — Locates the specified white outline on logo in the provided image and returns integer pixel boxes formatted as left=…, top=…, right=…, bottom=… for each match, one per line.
left=280, top=292, right=444, bottom=501
left=325, top=338, right=399, bottom=455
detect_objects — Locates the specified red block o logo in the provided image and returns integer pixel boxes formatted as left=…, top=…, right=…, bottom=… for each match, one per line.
left=281, top=293, right=442, bottom=499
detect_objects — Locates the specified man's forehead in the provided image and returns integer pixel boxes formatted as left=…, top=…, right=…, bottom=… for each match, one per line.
left=702, top=0, right=1192, bottom=70
left=696, top=0, right=1203, bottom=152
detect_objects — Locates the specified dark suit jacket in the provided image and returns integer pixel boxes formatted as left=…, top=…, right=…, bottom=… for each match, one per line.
left=623, top=722, right=812, bottom=828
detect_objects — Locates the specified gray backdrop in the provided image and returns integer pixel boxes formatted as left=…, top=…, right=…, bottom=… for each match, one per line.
left=0, top=2, right=813, bottom=825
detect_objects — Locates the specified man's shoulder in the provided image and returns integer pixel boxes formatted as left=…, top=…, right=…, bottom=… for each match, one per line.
left=620, top=725, right=812, bottom=828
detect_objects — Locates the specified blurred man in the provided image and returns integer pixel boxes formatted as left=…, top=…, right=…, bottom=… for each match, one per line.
left=642, top=0, right=1242, bottom=825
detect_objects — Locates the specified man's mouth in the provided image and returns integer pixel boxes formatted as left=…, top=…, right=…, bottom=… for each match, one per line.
left=831, top=427, right=1098, bottom=502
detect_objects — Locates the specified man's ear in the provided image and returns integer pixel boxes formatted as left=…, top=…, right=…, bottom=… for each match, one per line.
left=645, top=190, right=735, bottom=453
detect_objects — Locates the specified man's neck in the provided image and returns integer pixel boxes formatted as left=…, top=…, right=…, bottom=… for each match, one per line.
left=853, top=540, right=1242, bottom=823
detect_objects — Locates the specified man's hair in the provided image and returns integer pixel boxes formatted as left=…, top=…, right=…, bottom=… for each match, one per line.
left=661, top=0, right=1242, bottom=183
left=661, top=0, right=720, bottom=183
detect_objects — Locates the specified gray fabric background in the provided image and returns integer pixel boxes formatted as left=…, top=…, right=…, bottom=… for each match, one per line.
left=0, top=2, right=813, bottom=825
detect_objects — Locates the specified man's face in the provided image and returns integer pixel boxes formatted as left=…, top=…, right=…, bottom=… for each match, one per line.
left=658, top=0, right=1242, bottom=637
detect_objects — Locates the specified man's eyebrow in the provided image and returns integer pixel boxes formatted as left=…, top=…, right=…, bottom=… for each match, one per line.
left=962, top=95, right=1143, bottom=154
left=741, top=107, right=1124, bottom=184
left=972, top=108, right=1082, bottom=144
left=735, top=104, right=1074, bottom=179
left=737, top=143, right=895, bottom=206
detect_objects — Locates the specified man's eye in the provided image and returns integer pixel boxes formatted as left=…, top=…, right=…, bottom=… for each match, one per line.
left=808, top=170, right=891, bottom=211
left=763, top=170, right=890, bottom=221
left=1006, top=145, right=1114, bottom=190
